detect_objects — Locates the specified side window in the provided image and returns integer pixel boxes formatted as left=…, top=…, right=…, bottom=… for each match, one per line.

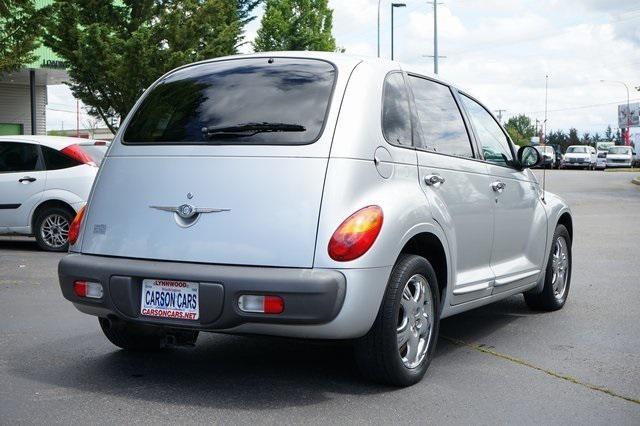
left=382, top=73, right=412, bottom=146
left=408, top=76, right=473, bottom=158
left=460, top=94, right=514, bottom=166
left=41, top=145, right=81, bottom=170
left=0, top=142, right=41, bottom=173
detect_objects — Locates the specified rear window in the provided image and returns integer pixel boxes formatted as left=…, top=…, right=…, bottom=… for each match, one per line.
left=79, top=145, right=108, bottom=166
left=123, top=58, right=336, bottom=145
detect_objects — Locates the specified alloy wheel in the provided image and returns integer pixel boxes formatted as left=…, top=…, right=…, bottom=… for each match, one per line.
left=40, top=214, right=69, bottom=249
left=550, top=236, right=569, bottom=300
left=397, top=274, right=434, bottom=369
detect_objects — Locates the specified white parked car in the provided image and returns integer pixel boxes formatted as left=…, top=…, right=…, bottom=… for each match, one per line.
left=0, top=136, right=108, bottom=251
left=605, top=146, right=633, bottom=168
left=595, top=150, right=607, bottom=170
left=534, top=145, right=556, bottom=168
left=58, top=52, right=573, bottom=386
left=562, top=145, right=596, bottom=169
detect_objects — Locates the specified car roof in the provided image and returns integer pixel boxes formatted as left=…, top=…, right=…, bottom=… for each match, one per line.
left=0, top=135, right=102, bottom=150
left=157, top=50, right=457, bottom=91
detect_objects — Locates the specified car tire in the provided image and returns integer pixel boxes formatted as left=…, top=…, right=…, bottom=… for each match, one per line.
left=34, top=206, right=74, bottom=252
left=354, top=254, right=441, bottom=387
left=99, top=317, right=199, bottom=351
left=524, top=224, right=571, bottom=311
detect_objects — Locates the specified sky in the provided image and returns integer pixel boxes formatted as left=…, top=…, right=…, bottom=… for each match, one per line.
left=47, top=0, right=640, bottom=138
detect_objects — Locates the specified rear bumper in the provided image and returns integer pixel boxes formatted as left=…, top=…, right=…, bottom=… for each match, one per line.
left=59, top=253, right=347, bottom=332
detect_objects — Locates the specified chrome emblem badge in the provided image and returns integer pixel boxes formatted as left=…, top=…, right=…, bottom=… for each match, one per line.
left=177, top=204, right=195, bottom=219
left=150, top=204, right=231, bottom=218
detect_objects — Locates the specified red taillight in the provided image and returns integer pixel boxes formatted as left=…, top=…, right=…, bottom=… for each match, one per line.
left=61, top=144, right=96, bottom=166
left=328, top=206, right=384, bottom=261
left=237, top=295, right=284, bottom=314
left=73, top=280, right=103, bottom=299
left=263, top=296, right=285, bottom=314
left=68, top=206, right=86, bottom=246
left=73, top=280, right=87, bottom=297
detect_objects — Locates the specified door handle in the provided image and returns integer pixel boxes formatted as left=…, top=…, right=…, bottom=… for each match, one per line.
left=491, top=181, right=506, bottom=193
left=19, top=176, right=36, bottom=183
left=424, top=174, right=445, bottom=186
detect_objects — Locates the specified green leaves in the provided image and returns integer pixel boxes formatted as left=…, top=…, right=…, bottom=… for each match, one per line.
left=504, top=114, right=536, bottom=147
left=44, top=0, right=259, bottom=132
left=0, top=0, right=47, bottom=73
left=253, top=0, right=337, bottom=52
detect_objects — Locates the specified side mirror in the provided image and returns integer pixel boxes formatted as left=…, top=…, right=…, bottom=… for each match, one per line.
left=517, top=145, right=542, bottom=169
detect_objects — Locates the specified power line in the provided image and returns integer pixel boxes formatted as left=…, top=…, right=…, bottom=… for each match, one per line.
left=46, top=106, right=91, bottom=115
left=515, top=97, right=640, bottom=115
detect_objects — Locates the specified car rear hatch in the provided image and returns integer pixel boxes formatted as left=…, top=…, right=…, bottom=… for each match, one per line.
left=80, top=56, right=358, bottom=268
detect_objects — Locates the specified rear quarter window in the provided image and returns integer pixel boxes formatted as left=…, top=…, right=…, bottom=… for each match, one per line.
left=41, top=146, right=81, bottom=170
left=382, top=73, right=412, bottom=146
left=123, top=58, right=336, bottom=145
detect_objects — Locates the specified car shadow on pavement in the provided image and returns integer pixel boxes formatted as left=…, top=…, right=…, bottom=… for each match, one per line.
left=0, top=237, right=40, bottom=252
left=8, top=296, right=536, bottom=407
left=439, top=294, right=540, bottom=345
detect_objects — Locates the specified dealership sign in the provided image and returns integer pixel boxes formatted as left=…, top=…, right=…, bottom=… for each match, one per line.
left=618, top=102, right=640, bottom=128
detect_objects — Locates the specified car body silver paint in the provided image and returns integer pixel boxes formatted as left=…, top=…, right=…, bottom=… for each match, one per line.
left=74, top=52, right=572, bottom=338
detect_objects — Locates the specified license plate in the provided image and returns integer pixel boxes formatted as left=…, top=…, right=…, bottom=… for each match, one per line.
left=140, top=279, right=199, bottom=320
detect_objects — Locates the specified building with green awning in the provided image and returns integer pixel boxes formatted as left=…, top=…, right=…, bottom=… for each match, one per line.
left=0, top=0, right=68, bottom=136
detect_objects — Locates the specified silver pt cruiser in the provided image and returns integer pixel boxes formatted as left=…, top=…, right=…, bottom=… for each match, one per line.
left=59, top=52, right=573, bottom=386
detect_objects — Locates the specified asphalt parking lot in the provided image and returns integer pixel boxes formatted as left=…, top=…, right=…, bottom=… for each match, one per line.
left=1, top=170, right=639, bottom=424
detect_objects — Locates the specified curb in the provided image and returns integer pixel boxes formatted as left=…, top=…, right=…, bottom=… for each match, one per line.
left=632, top=177, right=640, bottom=186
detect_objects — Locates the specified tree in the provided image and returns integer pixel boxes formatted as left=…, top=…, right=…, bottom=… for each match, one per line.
left=253, top=0, right=336, bottom=52
left=582, top=132, right=591, bottom=146
left=605, top=125, right=613, bottom=141
left=0, top=0, right=48, bottom=74
left=546, top=129, right=568, bottom=152
left=44, top=0, right=260, bottom=133
left=614, top=129, right=622, bottom=145
left=593, top=132, right=601, bottom=143
left=568, top=128, right=580, bottom=146
left=504, top=114, right=536, bottom=147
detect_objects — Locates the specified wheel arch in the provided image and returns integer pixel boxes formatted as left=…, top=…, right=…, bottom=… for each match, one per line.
left=30, top=199, right=76, bottom=232
left=557, top=211, right=573, bottom=242
left=397, top=231, right=449, bottom=309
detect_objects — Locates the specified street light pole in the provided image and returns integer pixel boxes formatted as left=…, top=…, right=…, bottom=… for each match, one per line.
left=433, top=0, right=438, bottom=74
left=391, top=3, right=406, bottom=61
left=377, top=0, right=382, bottom=58
left=601, top=79, right=631, bottom=145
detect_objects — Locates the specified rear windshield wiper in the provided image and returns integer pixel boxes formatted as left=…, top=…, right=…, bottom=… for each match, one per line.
left=202, top=122, right=306, bottom=138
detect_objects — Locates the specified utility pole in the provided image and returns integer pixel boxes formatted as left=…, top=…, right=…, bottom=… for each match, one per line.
left=543, top=75, right=549, bottom=145
left=426, top=1, right=444, bottom=74
left=391, top=3, right=406, bottom=61
left=377, top=0, right=382, bottom=58
left=495, top=109, right=506, bottom=124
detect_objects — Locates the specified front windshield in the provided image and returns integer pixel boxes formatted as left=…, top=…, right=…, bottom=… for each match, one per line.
left=536, top=146, right=553, bottom=154
left=608, top=147, right=631, bottom=155
left=567, top=146, right=587, bottom=153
